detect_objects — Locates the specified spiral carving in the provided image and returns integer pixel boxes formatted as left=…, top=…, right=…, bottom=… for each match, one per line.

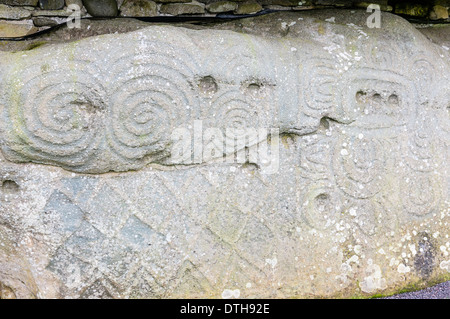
left=3, top=60, right=107, bottom=168
left=208, top=90, right=265, bottom=154
left=402, top=173, right=440, bottom=217
left=105, top=40, right=199, bottom=161
left=300, top=57, right=339, bottom=118
left=409, top=53, right=448, bottom=110
left=333, top=135, right=387, bottom=199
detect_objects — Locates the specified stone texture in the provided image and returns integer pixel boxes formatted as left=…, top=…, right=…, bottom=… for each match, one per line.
left=82, top=0, right=118, bottom=16
left=0, top=4, right=31, bottom=19
left=32, top=8, right=73, bottom=15
left=160, top=2, right=204, bottom=15
left=206, top=1, right=237, bottom=12
left=430, top=5, right=449, bottom=20
left=394, top=3, right=430, bottom=17
left=235, top=1, right=262, bottom=14
left=119, top=0, right=157, bottom=16
left=0, top=10, right=449, bottom=299
left=39, top=0, right=65, bottom=9
left=418, top=25, right=450, bottom=51
left=32, top=16, right=61, bottom=26
left=0, top=20, right=36, bottom=37
left=0, top=0, right=39, bottom=5
left=65, top=0, right=83, bottom=8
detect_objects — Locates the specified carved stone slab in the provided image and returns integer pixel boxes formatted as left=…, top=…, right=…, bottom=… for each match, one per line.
left=0, top=10, right=449, bottom=298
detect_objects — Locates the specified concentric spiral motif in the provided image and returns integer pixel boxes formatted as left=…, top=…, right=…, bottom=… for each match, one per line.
left=406, top=128, right=435, bottom=173
left=403, top=109, right=445, bottom=174
left=105, top=39, right=199, bottom=161
left=300, top=57, right=339, bottom=119
left=300, top=183, right=341, bottom=230
left=401, top=172, right=441, bottom=217
left=409, top=53, right=449, bottom=110
left=410, top=53, right=436, bottom=92
left=208, top=90, right=266, bottom=157
left=298, top=133, right=331, bottom=180
left=333, top=134, right=387, bottom=199
left=3, top=60, right=107, bottom=168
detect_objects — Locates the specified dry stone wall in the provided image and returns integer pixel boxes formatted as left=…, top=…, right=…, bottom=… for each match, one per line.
left=0, top=1, right=450, bottom=37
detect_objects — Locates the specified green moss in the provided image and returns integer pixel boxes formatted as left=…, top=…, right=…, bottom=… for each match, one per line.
left=394, top=4, right=430, bottom=18
left=366, top=273, right=450, bottom=299
left=24, top=41, right=47, bottom=51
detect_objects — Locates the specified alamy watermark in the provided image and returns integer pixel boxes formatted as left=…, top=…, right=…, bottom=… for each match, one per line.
left=66, top=4, right=81, bottom=29
left=170, top=120, right=280, bottom=174
left=366, top=4, right=381, bottom=28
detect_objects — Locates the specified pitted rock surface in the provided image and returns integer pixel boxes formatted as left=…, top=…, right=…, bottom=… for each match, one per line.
left=0, top=10, right=449, bottom=298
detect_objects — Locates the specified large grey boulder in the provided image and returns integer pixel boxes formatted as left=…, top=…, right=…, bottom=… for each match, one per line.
left=82, top=0, right=118, bottom=16
left=0, top=10, right=449, bottom=298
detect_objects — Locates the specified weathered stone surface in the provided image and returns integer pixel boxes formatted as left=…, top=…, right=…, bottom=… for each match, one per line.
left=0, top=20, right=37, bottom=37
left=1, top=0, right=39, bottom=5
left=206, top=1, right=237, bottom=12
left=430, top=5, right=449, bottom=20
left=82, top=0, right=118, bottom=16
left=32, top=16, right=61, bottom=26
left=119, top=0, right=157, bottom=16
left=32, top=8, right=73, bottom=16
left=0, top=4, right=31, bottom=19
left=39, top=0, right=65, bottom=10
left=394, top=3, right=430, bottom=18
left=0, top=10, right=449, bottom=298
left=235, top=1, right=262, bottom=14
left=160, top=2, right=204, bottom=15
left=65, top=0, right=83, bottom=8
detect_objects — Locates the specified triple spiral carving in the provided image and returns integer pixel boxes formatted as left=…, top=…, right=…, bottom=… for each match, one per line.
left=1, top=40, right=200, bottom=171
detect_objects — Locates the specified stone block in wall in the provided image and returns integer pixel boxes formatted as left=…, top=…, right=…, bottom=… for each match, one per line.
left=160, top=2, right=205, bottom=15
left=0, top=4, right=32, bottom=19
left=82, top=0, right=118, bottom=16
left=430, top=5, right=449, bottom=19
left=394, top=2, right=430, bottom=17
left=0, top=0, right=39, bottom=5
left=206, top=1, right=237, bottom=12
left=0, top=19, right=36, bottom=37
left=65, top=0, right=83, bottom=8
left=32, top=8, right=73, bottom=15
left=235, top=1, right=262, bottom=14
left=119, top=0, right=157, bottom=16
left=32, top=15, right=64, bottom=25
left=39, top=0, right=65, bottom=9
